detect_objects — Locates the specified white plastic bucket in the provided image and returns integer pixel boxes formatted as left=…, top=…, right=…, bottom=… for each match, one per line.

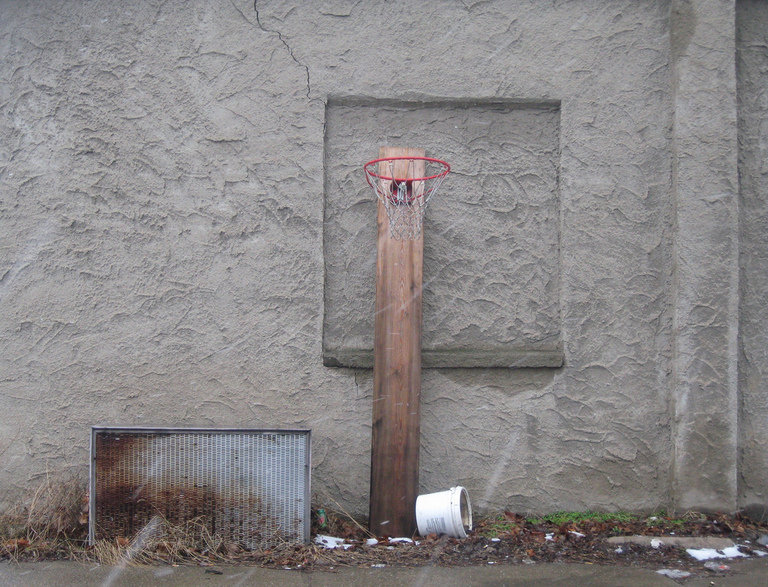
left=415, top=486, right=472, bottom=538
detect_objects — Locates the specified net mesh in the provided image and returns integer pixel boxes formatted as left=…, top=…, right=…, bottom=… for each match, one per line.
left=364, top=157, right=450, bottom=240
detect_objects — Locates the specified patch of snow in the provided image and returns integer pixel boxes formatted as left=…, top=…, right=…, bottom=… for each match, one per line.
left=657, top=569, right=691, bottom=579
left=569, top=531, right=585, bottom=538
left=686, top=546, right=748, bottom=561
left=491, top=538, right=501, bottom=542
left=687, top=548, right=724, bottom=561
left=389, top=537, right=414, bottom=544
left=314, top=535, right=353, bottom=550
left=721, top=546, right=748, bottom=558
left=365, top=538, right=379, bottom=546
left=754, top=550, right=768, bottom=557
left=371, top=563, right=386, bottom=568
left=615, top=547, right=624, bottom=554
left=650, top=538, right=663, bottom=549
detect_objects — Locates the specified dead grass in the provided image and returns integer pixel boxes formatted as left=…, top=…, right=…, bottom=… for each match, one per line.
left=3, top=476, right=768, bottom=573
left=0, top=473, right=335, bottom=567
left=0, top=472, right=88, bottom=561
left=86, top=515, right=243, bottom=566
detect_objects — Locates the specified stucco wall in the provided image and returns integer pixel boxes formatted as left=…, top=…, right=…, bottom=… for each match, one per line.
left=0, top=0, right=761, bottom=517
left=737, top=0, right=768, bottom=513
left=324, top=99, right=563, bottom=369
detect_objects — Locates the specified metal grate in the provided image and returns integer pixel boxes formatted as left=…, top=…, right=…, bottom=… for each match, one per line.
left=89, top=427, right=310, bottom=549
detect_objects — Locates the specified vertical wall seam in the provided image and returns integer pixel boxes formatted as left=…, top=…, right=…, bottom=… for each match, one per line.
left=669, top=0, right=740, bottom=512
left=668, top=0, right=682, bottom=514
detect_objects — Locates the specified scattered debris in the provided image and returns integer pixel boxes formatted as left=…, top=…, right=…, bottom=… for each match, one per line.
left=607, top=535, right=736, bottom=549
left=388, top=537, right=415, bottom=544
left=703, top=561, right=730, bottom=572
left=314, top=535, right=353, bottom=550
left=3, top=500, right=768, bottom=580
left=316, top=509, right=327, bottom=529
left=657, top=569, right=691, bottom=579
left=686, top=546, right=748, bottom=561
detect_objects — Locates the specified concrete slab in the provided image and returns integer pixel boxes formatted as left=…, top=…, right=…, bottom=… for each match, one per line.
left=2, top=559, right=768, bottom=587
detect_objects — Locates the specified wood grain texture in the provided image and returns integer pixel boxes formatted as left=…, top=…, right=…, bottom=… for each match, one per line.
left=369, top=147, right=425, bottom=536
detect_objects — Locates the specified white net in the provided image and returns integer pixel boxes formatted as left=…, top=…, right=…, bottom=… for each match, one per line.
left=364, top=157, right=450, bottom=240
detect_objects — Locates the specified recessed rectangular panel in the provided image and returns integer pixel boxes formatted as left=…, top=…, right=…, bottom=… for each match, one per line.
left=324, top=99, right=562, bottom=368
left=89, top=427, right=310, bottom=548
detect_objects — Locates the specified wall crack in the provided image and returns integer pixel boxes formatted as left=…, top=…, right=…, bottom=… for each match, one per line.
left=250, top=0, right=311, bottom=99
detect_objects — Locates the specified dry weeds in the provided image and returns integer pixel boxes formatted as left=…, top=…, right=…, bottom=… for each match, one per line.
left=0, top=472, right=88, bottom=561
left=2, top=477, right=768, bottom=575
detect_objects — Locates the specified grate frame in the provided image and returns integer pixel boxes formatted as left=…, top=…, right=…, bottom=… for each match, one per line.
left=89, top=426, right=311, bottom=548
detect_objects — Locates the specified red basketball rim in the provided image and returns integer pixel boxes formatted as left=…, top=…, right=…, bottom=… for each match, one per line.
left=364, top=156, right=451, bottom=186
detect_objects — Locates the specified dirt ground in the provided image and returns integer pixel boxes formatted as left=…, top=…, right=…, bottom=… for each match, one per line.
left=3, top=508, right=768, bottom=580
left=296, top=510, right=768, bottom=578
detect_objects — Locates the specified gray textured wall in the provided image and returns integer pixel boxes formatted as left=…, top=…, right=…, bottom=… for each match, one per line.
left=737, top=0, right=768, bottom=513
left=324, top=100, right=562, bottom=368
left=0, top=0, right=763, bottom=517
left=670, top=0, right=740, bottom=513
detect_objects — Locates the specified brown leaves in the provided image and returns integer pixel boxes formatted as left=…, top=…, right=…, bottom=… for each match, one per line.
left=3, top=538, right=30, bottom=551
left=504, top=511, right=525, bottom=523
left=3, top=508, right=768, bottom=570
left=78, top=492, right=89, bottom=526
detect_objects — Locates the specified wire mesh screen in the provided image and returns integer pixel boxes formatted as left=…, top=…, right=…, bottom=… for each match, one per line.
left=89, top=427, right=310, bottom=549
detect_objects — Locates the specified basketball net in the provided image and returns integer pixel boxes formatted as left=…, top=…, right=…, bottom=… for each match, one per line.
left=364, top=156, right=450, bottom=240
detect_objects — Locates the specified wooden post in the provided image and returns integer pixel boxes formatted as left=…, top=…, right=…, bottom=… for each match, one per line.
left=369, top=146, right=424, bottom=537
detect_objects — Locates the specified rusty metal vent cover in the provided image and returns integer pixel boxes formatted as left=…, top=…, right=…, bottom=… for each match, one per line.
left=89, top=427, right=310, bottom=548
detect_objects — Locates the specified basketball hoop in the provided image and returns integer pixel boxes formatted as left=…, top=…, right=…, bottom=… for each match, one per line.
left=364, top=156, right=450, bottom=240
